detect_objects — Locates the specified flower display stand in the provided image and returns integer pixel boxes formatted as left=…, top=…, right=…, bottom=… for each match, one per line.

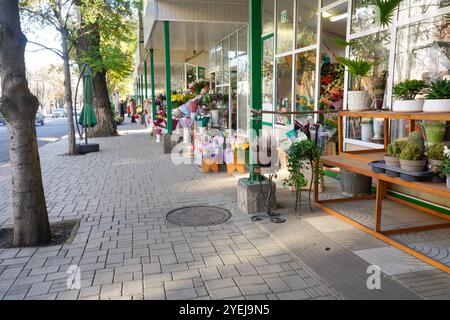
left=201, top=158, right=219, bottom=173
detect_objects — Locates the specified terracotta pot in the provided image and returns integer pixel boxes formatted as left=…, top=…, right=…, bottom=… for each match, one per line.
left=384, top=155, right=400, bottom=168
left=399, top=159, right=427, bottom=172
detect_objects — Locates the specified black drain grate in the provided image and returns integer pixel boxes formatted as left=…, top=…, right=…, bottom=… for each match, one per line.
left=166, top=206, right=232, bottom=227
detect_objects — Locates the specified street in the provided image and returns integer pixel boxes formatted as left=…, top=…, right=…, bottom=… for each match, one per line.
left=0, top=117, right=69, bottom=164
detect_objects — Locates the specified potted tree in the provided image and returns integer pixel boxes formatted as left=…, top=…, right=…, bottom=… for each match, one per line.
left=392, top=80, right=427, bottom=112
left=423, top=79, right=450, bottom=113
left=384, top=138, right=407, bottom=168
left=338, top=57, right=373, bottom=111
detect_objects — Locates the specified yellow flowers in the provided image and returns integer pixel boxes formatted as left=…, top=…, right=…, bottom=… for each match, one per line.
left=171, top=93, right=195, bottom=104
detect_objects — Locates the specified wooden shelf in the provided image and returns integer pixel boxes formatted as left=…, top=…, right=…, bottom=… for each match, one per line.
left=339, top=110, right=450, bottom=121
left=321, top=155, right=450, bottom=198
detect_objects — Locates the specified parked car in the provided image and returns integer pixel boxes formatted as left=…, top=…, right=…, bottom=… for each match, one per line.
left=35, top=109, right=45, bottom=125
left=0, top=110, right=45, bottom=125
left=52, top=108, right=67, bottom=118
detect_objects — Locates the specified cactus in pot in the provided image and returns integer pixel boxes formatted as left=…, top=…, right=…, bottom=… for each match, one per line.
left=407, top=131, right=425, bottom=153
left=399, top=142, right=427, bottom=172
left=384, top=138, right=407, bottom=168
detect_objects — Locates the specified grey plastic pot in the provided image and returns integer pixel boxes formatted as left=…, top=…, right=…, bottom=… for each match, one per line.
left=399, top=159, right=427, bottom=172
left=428, top=159, right=443, bottom=171
left=384, top=155, right=400, bottom=168
left=447, top=173, right=450, bottom=189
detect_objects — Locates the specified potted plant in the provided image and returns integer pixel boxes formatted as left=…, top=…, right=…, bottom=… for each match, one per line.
left=399, top=142, right=427, bottom=172
left=427, top=143, right=447, bottom=182
left=337, top=57, right=373, bottom=111
left=392, top=79, right=427, bottom=112
left=384, top=138, right=407, bottom=168
left=421, top=121, right=447, bottom=145
left=360, top=118, right=373, bottom=141
left=435, top=155, right=450, bottom=187
left=423, top=79, right=450, bottom=112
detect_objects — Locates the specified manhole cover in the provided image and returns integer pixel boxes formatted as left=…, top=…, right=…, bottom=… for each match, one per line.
left=166, top=206, right=231, bottom=226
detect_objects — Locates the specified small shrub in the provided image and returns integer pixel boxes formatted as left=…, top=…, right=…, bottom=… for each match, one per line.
left=392, top=80, right=427, bottom=100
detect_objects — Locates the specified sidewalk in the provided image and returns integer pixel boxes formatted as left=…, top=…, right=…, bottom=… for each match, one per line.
left=0, top=122, right=448, bottom=300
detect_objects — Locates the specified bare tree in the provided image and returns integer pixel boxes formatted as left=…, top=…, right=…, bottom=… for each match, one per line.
left=0, top=0, right=52, bottom=246
left=21, top=0, right=78, bottom=155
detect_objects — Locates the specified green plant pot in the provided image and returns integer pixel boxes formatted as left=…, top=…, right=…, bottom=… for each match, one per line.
left=423, top=121, right=446, bottom=144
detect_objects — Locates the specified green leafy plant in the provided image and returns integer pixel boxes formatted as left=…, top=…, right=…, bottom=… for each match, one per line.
left=436, top=157, right=450, bottom=178
left=283, top=139, right=323, bottom=211
left=375, top=0, right=402, bottom=28
left=387, top=139, right=407, bottom=157
left=400, top=142, right=425, bottom=161
left=425, top=79, right=450, bottom=99
left=427, top=143, right=446, bottom=161
left=393, top=80, right=428, bottom=100
left=337, top=57, right=372, bottom=91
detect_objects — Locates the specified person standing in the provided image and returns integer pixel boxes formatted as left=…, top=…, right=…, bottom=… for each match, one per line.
left=130, top=98, right=137, bottom=123
left=119, top=100, right=126, bottom=119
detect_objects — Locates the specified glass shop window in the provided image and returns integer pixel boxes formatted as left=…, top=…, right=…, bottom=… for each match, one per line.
left=294, top=50, right=316, bottom=122
left=263, top=36, right=275, bottom=125
left=276, top=0, right=294, bottom=54
left=275, top=55, right=293, bottom=126
left=296, top=0, right=318, bottom=49
left=263, top=0, right=275, bottom=35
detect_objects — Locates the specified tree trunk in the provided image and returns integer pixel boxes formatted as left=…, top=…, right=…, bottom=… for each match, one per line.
left=90, top=70, right=117, bottom=137
left=0, top=0, right=51, bottom=246
left=74, top=5, right=117, bottom=137
left=60, top=28, right=78, bottom=156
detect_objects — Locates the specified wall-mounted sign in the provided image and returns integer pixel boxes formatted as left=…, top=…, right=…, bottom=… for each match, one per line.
left=280, top=10, right=287, bottom=23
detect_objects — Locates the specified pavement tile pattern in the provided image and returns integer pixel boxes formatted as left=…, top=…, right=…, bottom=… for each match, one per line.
left=0, top=124, right=337, bottom=300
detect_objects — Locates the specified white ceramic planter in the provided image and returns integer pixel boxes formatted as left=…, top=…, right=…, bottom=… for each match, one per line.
left=361, top=123, right=373, bottom=141
left=373, top=118, right=384, bottom=141
left=423, top=99, right=450, bottom=113
left=347, top=91, right=371, bottom=111
left=392, top=99, right=424, bottom=112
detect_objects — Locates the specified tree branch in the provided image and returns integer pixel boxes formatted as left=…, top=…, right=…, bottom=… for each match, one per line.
left=27, top=40, right=63, bottom=59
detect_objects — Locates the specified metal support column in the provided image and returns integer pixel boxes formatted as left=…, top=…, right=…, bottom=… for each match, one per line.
left=144, top=60, right=148, bottom=100
left=248, top=0, right=263, bottom=182
left=150, top=49, right=156, bottom=120
left=164, top=21, right=172, bottom=134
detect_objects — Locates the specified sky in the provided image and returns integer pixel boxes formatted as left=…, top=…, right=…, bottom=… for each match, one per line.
left=24, top=26, right=62, bottom=72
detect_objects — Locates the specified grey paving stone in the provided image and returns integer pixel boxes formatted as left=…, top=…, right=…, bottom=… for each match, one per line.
left=204, top=278, right=236, bottom=290
left=122, top=280, right=143, bottom=296
left=100, top=283, right=122, bottom=299
left=277, top=289, right=311, bottom=300
left=166, top=288, right=197, bottom=300
left=164, top=279, right=194, bottom=291
left=144, top=286, right=165, bottom=300
left=209, top=286, right=242, bottom=300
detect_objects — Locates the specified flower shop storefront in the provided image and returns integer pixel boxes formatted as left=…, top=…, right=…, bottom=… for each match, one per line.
left=136, top=0, right=450, bottom=272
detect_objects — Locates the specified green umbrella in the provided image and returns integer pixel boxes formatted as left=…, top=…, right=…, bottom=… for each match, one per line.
left=79, top=65, right=97, bottom=144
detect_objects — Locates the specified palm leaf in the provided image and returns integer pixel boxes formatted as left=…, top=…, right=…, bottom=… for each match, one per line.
left=376, top=0, right=402, bottom=28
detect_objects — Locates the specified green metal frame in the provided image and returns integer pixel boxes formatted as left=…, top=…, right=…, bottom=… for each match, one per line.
left=164, top=20, right=172, bottom=134
left=248, top=0, right=263, bottom=183
left=144, top=60, right=148, bottom=100
left=150, top=49, right=156, bottom=120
